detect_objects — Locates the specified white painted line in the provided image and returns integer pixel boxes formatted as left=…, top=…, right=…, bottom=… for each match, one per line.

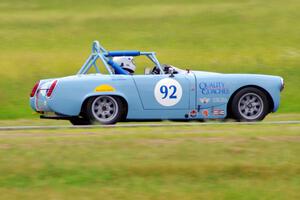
left=0, top=121, right=299, bottom=131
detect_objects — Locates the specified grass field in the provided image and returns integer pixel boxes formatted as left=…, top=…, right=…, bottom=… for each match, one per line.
left=0, top=123, right=299, bottom=199
left=0, top=0, right=300, bottom=119
left=1, top=1, right=300, bottom=199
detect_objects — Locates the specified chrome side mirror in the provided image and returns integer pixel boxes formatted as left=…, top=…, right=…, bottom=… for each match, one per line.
left=169, top=68, right=175, bottom=77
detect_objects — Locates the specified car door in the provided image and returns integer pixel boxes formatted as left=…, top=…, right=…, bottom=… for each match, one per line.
left=132, top=74, right=191, bottom=110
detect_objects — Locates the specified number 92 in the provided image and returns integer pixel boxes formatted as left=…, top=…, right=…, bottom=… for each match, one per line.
left=160, top=85, right=177, bottom=99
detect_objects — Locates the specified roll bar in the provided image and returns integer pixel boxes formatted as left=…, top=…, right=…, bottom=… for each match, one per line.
left=77, top=40, right=164, bottom=75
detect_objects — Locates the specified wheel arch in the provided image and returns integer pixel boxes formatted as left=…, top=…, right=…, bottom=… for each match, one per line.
left=80, top=94, right=129, bottom=120
left=226, top=85, right=274, bottom=117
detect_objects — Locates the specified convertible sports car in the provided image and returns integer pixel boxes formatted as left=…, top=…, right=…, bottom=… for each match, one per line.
left=30, top=41, right=284, bottom=125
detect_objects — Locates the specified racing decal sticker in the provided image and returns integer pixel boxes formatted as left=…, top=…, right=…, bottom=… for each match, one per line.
left=199, top=82, right=229, bottom=95
left=95, top=84, right=116, bottom=92
left=212, top=97, right=227, bottom=103
left=189, top=110, right=197, bottom=117
left=202, top=109, right=209, bottom=117
left=199, top=97, right=210, bottom=104
left=154, top=78, right=182, bottom=106
left=212, top=109, right=225, bottom=116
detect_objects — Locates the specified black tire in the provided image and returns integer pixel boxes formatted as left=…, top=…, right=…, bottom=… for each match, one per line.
left=231, top=87, right=269, bottom=121
left=85, top=96, right=125, bottom=125
left=69, top=117, right=91, bottom=125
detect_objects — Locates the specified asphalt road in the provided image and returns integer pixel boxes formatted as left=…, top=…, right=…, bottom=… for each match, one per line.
left=0, top=121, right=300, bottom=131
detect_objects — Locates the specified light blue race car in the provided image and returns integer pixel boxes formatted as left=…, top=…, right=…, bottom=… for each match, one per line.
left=30, top=41, right=284, bottom=125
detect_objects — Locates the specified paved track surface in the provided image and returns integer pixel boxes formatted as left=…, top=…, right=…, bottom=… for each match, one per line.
left=0, top=121, right=300, bottom=131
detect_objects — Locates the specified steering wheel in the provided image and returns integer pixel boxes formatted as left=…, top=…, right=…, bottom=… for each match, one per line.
left=151, top=66, right=161, bottom=74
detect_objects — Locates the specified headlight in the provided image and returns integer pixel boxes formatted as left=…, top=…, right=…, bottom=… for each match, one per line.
left=280, top=78, right=284, bottom=92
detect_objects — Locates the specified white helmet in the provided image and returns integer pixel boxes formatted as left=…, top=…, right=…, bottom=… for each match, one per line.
left=112, top=56, right=136, bottom=74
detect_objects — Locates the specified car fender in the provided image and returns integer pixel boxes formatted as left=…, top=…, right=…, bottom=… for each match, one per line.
left=194, top=72, right=282, bottom=117
left=46, top=75, right=144, bottom=117
left=80, top=91, right=128, bottom=110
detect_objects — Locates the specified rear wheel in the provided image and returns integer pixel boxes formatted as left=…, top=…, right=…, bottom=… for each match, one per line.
left=231, top=87, right=269, bottom=121
left=85, top=96, right=125, bottom=125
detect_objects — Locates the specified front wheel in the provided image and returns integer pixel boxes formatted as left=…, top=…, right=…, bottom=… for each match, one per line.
left=85, top=96, right=124, bottom=125
left=231, top=87, right=269, bottom=121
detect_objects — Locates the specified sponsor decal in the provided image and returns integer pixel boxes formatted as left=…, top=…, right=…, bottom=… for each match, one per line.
left=202, top=109, right=209, bottom=117
left=197, top=105, right=201, bottom=112
left=95, top=84, right=116, bottom=92
left=212, top=97, right=227, bottom=103
left=189, top=110, right=197, bottom=117
left=154, top=78, right=182, bottom=106
left=199, top=97, right=210, bottom=104
left=212, top=109, right=225, bottom=116
left=199, top=82, right=229, bottom=95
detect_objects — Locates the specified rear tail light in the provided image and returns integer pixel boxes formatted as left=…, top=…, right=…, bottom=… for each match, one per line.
left=30, top=81, right=40, bottom=97
left=46, top=80, right=58, bottom=97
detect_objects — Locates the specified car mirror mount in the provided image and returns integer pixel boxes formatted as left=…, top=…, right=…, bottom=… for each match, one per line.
left=169, top=68, right=175, bottom=78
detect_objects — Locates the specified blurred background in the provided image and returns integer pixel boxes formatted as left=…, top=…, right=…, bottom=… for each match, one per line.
left=0, top=0, right=299, bottom=119
left=1, top=1, right=300, bottom=199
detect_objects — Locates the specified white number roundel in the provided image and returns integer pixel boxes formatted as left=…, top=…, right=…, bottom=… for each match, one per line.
left=154, top=78, right=182, bottom=106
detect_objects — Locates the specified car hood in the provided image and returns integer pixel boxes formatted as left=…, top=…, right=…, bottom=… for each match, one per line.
left=191, top=70, right=221, bottom=76
left=191, top=70, right=282, bottom=79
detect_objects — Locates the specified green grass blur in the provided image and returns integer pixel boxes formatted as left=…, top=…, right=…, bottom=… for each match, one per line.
left=0, top=124, right=299, bottom=199
left=0, top=0, right=300, bottom=119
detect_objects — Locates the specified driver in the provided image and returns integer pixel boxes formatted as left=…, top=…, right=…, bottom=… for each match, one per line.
left=112, top=56, right=136, bottom=75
